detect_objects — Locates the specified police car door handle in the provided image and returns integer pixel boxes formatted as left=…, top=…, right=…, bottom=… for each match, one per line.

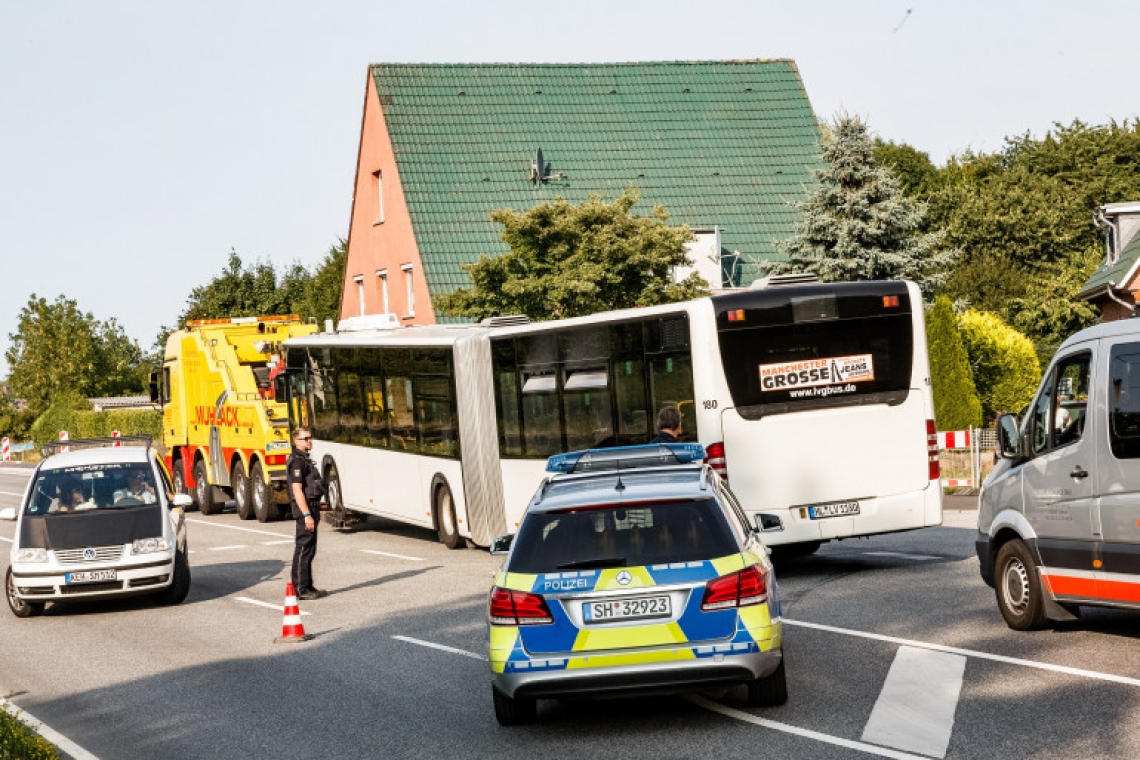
left=1070, top=466, right=1089, bottom=480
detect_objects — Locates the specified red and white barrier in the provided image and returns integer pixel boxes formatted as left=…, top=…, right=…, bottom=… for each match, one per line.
left=112, top=430, right=121, bottom=447
left=59, top=430, right=69, bottom=453
left=1, top=436, right=9, bottom=462
left=937, top=430, right=972, bottom=449
left=941, top=478, right=974, bottom=487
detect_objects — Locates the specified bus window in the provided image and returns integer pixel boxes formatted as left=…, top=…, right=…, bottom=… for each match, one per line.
left=363, top=374, right=389, bottom=448
left=310, top=361, right=338, bottom=442
left=384, top=348, right=418, bottom=454
left=648, top=354, right=698, bottom=442
left=611, top=322, right=649, bottom=445
left=562, top=366, right=614, bottom=450
left=521, top=370, right=561, bottom=457
left=416, top=374, right=458, bottom=459
left=492, top=339, right=523, bottom=457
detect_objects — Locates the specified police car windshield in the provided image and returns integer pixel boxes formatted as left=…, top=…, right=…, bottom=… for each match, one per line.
left=507, top=499, right=739, bottom=574
left=26, top=464, right=160, bottom=516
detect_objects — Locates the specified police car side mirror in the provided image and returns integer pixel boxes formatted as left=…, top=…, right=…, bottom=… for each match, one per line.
left=489, top=534, right=514, bottom=555
left=0, top=507, right=16, bottom=521
left=172, top=494, right=193, bottom=509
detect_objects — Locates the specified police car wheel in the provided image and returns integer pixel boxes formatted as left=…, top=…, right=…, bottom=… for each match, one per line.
left=492, top=685, right=536, bottom=726
left=6, top=567, right=44, bottom=619
left=251, top=461, right=275, bottom=523
left=747, top=656, right=788, bottom=707
left=233, top=461, right=254, bottom=520
left=194, top=459, right=218, bottom=516
left=995, top=539, right=1047, bottom=631
left=435, top=482, right=463, bottom=550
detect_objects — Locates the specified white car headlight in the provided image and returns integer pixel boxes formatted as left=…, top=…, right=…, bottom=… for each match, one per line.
left=132, top=537, right=170, bottom=555
left=15, top=548, right=48, bottom=563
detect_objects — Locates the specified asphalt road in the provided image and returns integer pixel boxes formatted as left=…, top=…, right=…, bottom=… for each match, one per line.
left=2, top=467, right=1139, bottom=760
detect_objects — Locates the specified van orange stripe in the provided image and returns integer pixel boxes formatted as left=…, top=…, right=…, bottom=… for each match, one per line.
left=1095, top=579, right=1140, bottom=604
left=1043, top=575, right=1096, bottom=597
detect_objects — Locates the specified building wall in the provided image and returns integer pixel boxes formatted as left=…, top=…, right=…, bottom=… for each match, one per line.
left=1094, top=295, right=1136, bottom=322
left=340, top=74, right=436, bottom=324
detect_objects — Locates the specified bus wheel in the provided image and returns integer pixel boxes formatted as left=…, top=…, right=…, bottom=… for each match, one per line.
left=435, top=482, right=463, bottom=550
left=173, top=457, right=195, bottom=511
left=194, top=458, right=218, bottom=516
left=326, top=463, right=347, bottom=527
left=251, top=460, right=276, bottom=523
left=233, top=460, right=254, bottom=520
left=996, top=539, right=1047, bottom=630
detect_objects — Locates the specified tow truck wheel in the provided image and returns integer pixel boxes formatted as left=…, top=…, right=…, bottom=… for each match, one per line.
left=746, top=656, right=788, bottom=707
left=492, top=685, right=536, bottom=726
left=194, top=459, right=217, bottom=516
left=995, top=539, right=1048, bottom=631
left=251, top=461, right=275, bottom=523
left=435, top=482, right=463, bottom=550
left=233, top=461, right=254, bottom=520
left=6, top=567, right=44, bottom=619
left=172, top=457, right=195, bottom=511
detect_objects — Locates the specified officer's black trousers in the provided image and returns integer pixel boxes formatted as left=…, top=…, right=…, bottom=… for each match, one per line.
left=291, top=516, right=318, bottom=593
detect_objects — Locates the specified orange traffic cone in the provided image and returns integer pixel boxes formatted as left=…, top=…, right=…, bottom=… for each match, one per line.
left=275, top=582, right=313, bottom=643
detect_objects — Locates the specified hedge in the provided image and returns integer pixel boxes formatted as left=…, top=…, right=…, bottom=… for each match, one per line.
left=0, top=704, right=60, bottom=760
left=30, top=405, right=162, bottom=451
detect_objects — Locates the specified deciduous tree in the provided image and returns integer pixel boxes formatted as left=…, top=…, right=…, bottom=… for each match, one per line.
left=958, top=310, right=1041, bottom=421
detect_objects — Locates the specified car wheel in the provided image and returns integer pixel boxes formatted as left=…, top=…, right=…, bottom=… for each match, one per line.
left=492, top=685, right=536, bottom=726
left=435, top=482, right=463, bottom=550
left=746, top=656, right=788, bottom=707
left=194, top=458, right=217, bottom=516
left=151, top=550, right=191, bottom=606
left=251, top=460, right=276, bottom=523
left=995, top=539, right=1048, bottom=630
left=233, top=460, right=254, bottom=520
left=6, top=567, right=44, bottom=619
left=173, top=457, right=195, bottom=511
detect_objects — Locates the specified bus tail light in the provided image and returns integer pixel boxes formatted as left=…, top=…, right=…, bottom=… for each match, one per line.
left=706, top=441, right=728, bottom=480
left=927, top=419, right=940, bottom=480
left=489, top=587, right=553, bottom=626
left=701, top=565, right=767, bottom=611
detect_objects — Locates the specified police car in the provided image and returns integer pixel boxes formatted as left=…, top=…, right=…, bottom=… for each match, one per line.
left=487, top=443, right=786, bottom=725
left=3, top=437, right=192, bottom=617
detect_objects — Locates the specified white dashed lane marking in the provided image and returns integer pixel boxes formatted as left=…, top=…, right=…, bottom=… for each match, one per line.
left=865, top=551, right=940, bottom=561
left=392, top=635, right=487, bottom=660
left=361, top=549, right=424, bottom=562
left=208, top=545, right=248, bottom=552
left=861, top=646, right=965, bottom=758
left=235, top=597, right=311, bottom=615
left=184, top=518, right=290, bottom=538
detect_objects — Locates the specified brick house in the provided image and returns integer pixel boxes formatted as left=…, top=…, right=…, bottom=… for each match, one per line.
left=1078, top=201, right=1140, bottom=320
left=339, top=61, right=823, bottom=324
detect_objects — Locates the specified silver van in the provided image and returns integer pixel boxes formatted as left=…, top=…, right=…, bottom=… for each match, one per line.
left=978, top=318, right=1140, bottom=629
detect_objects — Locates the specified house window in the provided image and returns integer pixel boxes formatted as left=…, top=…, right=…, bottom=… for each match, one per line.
left=402, top=264, right=415, bottom=318
left=373, top=171, right=384, bottom=224
left=354, top=275, right=365, bottom=316
left=377, top=269, right=389, bottom=314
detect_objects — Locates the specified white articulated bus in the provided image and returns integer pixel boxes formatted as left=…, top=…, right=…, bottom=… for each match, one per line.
left=281, top=278, right=941, bottom=551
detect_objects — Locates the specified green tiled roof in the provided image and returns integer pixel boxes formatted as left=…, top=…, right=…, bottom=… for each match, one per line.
left=370, top=61, right=823, bottom=304
left=1079, top=232, right=1140, bottom=299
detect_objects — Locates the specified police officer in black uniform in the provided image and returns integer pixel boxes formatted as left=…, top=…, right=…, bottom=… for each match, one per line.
left=287, top=426, right=327, bottom=600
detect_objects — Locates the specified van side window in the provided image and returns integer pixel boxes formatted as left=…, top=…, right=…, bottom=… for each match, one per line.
left=1109, top=342, right=1140, bottom=458
left=1031, top=353, right=1091, bottom=455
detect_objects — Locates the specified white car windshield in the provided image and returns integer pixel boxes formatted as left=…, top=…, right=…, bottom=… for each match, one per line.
left=26, top=463, right=160, bottom=515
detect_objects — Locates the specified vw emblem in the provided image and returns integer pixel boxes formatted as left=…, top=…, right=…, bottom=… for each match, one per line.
left=616, top=570, right=633, bottom=586
left=83, top=548, right=96, bottom=560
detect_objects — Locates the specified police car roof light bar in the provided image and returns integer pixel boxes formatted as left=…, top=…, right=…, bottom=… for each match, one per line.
left=545, top=443, right=707, bottom=474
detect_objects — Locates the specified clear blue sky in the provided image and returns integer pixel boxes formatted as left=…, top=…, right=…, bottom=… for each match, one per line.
left=2, top=1, right=1136, bottom=377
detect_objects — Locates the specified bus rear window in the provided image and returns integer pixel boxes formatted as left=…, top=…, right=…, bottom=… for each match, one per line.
left=715, top=284, right=914, bottom=415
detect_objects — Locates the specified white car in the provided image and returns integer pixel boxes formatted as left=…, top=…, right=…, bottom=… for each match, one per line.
left=4, top=437, right=192, bottom=617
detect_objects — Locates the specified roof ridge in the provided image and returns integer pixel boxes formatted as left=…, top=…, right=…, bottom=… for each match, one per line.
left=368, top=59, right=796, bottom=68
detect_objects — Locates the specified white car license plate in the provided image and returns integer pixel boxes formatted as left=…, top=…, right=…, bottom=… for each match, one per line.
left=65, top=570, right=117, bottom=584
left=583, top=595, right=671, bottom=623
left=808, top=501, right=860, bottom=519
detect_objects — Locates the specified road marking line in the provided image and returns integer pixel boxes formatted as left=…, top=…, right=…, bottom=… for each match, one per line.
left=0, top=536, right=12, bottom=543
left=208, top=545, right=248, bottom=551
left=235, top=597, right=311, bottom=615
left=392, top=635, right=487, bottom=661
left=687, top=695, right=928, bottom=760
left=860, top=646, right=964, bottom=758
left=2, top=696, right=100, bottom=760
left=185, top=518, right=290, bottom=538
left=261, top=539, right=294, bottom=546
left=865, top=551, right=940, bottom=561
left=362, top=549, right=423, bottom=562
left=785, top=619, right=1140, bottom=687
left=0, top=490, right=26, bottom=497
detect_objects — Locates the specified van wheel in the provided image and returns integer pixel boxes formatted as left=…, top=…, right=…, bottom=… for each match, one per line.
left=173, top=457, right=195, bottom=511
left=995, top=539, right=1048, bottom=630
left=6, top=567, right=44, bottom=619
left=151, top=550, right=191, bottom=606
left=233, top=461, right=254, bottom=520
left=251, top=460, right=276, bottom=522
left=492, top=685, right=536, bottom=726
left=747, top=656, right=788, bottom=707
left=435, top=482, right=463, bottom=550
left=194, top=458, right=217, bottom=516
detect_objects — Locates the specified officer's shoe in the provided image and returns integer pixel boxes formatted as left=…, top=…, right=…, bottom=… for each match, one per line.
left=298, top=589, right=327, bottom=601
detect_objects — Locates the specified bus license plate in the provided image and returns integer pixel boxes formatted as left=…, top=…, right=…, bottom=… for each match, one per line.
left=809, top=501, right=860, bottom=519
left=65, top=570, right=117, bottom=584
left=583, top=595, right=671, bottom=623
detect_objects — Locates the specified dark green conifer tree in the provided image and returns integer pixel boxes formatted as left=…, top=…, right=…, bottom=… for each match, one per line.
left=926, top=296, right=982, bottom=430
